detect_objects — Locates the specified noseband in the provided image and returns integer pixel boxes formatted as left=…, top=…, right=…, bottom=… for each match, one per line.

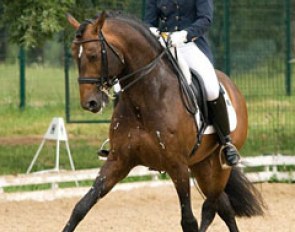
left=73, top=26, right=166, bottom=92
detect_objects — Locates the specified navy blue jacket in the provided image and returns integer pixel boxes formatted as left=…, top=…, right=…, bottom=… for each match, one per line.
left=144, top=0, right=214, bottom=63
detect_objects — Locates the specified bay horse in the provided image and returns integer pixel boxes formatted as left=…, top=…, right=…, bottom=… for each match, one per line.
left=63, top=12, right=264, bottom=232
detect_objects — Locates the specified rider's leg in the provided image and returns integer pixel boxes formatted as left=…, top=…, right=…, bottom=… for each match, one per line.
left=207, top=93, right=240, bottom=166
left=177, top=43, right=240, bottom=166
left=177, top=42, right=219, bottom=101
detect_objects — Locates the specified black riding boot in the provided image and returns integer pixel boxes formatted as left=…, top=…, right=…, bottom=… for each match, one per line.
left=207, top=93, right=240, bottom=166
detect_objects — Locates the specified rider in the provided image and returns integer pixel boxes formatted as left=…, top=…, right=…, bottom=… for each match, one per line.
left=144, top=0, right=240, bottom=166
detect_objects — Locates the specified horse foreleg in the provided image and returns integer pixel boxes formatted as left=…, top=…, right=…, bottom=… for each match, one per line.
left=217, top=192, right=239, bottom=232
left=62, top=159, right=132, bottom=232
left=168, top=165, right=198, bottom=232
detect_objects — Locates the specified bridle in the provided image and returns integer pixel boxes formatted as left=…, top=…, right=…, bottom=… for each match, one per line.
left=73, top=22, right=199, bottom=139
left=73, top=30, right=123, bottom=91
left=73, top=29, right=166, bottom=92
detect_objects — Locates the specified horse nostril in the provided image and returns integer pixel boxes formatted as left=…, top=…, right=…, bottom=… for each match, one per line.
left=88, top=100, right=98, bottom=109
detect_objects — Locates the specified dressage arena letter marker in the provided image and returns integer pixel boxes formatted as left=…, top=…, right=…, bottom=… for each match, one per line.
left=44, top=117, right=68, bottom=141
left=26, top=117, right=78, bottom=187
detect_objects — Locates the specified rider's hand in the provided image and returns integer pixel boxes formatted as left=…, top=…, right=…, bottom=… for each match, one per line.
left=149, top=27, right=160, bottom=38
left=170, top=30, right=188, bottom=47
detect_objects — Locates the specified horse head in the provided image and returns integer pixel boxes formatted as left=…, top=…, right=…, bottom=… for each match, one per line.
left=67, top=12, right=125, bottom=113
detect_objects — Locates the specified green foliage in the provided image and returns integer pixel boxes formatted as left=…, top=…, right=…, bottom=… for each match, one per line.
left=1, top=0, right=74, bottom=47
left=0, top=0, right=144, bottom=48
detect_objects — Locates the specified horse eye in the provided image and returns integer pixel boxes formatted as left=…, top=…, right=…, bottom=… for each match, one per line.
left=87, top=54, right=98, bottom=62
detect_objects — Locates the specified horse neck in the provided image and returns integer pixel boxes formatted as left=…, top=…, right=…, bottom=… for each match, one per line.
left=105, top=20, right=177, bottom=105
left=109, top=25, right=159, bottom=70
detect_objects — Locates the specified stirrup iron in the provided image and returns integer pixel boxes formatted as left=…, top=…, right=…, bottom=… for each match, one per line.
left=219, top=143, right=241, bottom=170
left=97, top=138, right=110, bottom=159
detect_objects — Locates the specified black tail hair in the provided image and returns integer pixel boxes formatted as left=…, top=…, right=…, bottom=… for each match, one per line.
left=225, top=167, right=266, bottom=217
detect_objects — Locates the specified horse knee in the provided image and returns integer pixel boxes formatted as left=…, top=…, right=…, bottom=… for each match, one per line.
left=181, top=217, right=198, bottom=232
left=202, top=199, right=217, bottom=218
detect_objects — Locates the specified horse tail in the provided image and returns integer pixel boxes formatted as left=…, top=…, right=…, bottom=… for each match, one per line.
left=225, top=167, right=266, bottom=217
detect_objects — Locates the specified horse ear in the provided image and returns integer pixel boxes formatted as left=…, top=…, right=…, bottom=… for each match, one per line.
left=93, top=11, right=107, bottom=33
left=67, top=14, right=80, bottom=29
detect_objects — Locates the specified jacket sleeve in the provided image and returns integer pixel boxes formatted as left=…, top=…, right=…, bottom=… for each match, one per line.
left=185, top=0, right=213, bottom=41
left=144, top=0, right=159, bottom=27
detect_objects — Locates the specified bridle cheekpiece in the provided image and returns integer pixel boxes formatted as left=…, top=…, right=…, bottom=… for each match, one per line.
left=73, top=29, right=123, bottom=92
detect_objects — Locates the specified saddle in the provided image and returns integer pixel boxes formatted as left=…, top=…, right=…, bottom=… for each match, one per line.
left=189, top=69, right=209, bottom=126
left=187, top=69, right=210, bottom=147
left=176, top=66, right=237, bottom=155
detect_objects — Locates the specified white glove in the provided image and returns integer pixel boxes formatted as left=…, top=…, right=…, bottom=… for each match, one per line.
left=113, top=82, right=121, bottom=93
left=149, top=27, right=160, bottom=38
left=170, top=30, right=188, bottom=47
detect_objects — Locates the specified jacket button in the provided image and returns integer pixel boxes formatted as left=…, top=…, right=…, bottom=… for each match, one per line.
left=174, top=26, right=178, bottom=30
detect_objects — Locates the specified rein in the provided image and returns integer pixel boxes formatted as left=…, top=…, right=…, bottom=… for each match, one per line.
left=118, top=50, right=166, bottom=92
left=73, top=30, right=166, bottom=92
left=73, top=24, right=197, bottom=118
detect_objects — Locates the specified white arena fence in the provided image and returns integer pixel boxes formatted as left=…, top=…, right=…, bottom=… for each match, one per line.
left=0, top=154, right=294, bottom=201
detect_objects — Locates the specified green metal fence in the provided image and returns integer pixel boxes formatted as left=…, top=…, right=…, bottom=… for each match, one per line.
left=212, top=0, right=294, bottom=155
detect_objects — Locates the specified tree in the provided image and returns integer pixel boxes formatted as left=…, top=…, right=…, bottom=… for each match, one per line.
left=1, top=0, right=74, bottom=48
left=1, top=0, right=143, bottom=48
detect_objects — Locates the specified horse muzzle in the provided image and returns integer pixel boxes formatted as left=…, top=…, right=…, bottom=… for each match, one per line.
left=81, top=92, right=109, bottom=113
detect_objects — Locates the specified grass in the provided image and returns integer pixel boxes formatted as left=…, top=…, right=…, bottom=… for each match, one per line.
left=0, top=63, right=294, bottom=178
left=0, top=63, right=109, bottom=175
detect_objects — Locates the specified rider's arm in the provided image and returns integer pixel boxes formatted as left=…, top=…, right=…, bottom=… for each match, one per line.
left=185, top=0, right=213, bottom=42
left=144, top=0, right=160, bottom=27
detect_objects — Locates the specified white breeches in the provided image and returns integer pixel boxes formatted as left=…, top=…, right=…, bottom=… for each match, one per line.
left=175, top=42, right=220, bottom=101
